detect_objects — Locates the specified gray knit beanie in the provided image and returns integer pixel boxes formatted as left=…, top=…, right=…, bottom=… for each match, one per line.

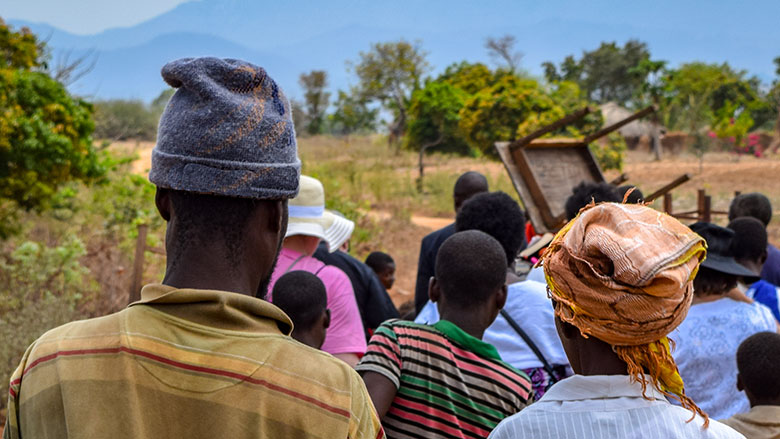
left=149, top=57, right=300, bottom=199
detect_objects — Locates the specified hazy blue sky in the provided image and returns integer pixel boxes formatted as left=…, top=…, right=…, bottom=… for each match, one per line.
left=3, top=0, right=189, bottom=34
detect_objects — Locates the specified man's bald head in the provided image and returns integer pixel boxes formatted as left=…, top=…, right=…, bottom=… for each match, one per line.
left=453, top=171, right=488, bottom=212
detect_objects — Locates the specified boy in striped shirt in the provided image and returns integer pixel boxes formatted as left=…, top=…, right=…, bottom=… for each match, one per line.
left=357, top=230, right=532, bottom=439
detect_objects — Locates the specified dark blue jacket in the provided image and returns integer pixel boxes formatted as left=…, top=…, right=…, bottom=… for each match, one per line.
left=414, top=223, right=457, bottom=314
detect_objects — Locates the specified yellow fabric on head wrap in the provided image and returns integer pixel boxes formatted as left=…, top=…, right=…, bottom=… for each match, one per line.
left=540, top=202, right=708, bottom=424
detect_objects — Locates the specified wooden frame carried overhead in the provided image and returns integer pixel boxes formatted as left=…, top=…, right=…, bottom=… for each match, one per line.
left=496, top=106, right=655, bottom=234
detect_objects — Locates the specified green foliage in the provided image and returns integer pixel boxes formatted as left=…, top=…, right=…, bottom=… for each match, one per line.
left=351, top=40, right=430, bottom=135
left=405, top=81, right=470, bottom=154
left=299, top=70, right=330, bottom=135
left=0, top=237, right=96, bottom=408
left=659, top=62, right=770, bottom=140
left=0, top=21, right=105, bottom=238
left=438, top=62, right=501, bottom=95
left=589, top=132, right=626, bottom=172
left=457, top=76, right=595, bottom=155
left=543, top=40, right=652, bottom=105
left=93, top=99, right=158, bottom=141
left=328, top=89, right=378, bottom=136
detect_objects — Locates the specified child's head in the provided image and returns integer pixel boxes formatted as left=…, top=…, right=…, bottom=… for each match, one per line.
left=272, top=271, right=330, bottom=349
left=729, top=192, right=772, bottom=227
left=365, top=251, right=396, bottom=290
left=736, top=331, right=780, bottom=406
left=431, top=230, right=507, bottom=326
left=728, top=216, right=768, bottom=274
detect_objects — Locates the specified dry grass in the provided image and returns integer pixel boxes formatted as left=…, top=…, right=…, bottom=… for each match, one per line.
left=120, top=137, right=780, bottom=305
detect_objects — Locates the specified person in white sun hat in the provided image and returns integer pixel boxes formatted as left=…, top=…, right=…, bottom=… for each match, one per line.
left=267, top=175, right=367, bottom=367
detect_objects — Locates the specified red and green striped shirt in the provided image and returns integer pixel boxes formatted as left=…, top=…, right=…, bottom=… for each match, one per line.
left=356, top=319, right=531, bottom=439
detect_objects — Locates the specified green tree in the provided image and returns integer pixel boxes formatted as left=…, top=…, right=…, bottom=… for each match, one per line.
left=438, top=61, right=502, bottom=95
left=351, top=40, right=430, bottom=147
left=93, top=99, right=158, bottom=141
left=405, top=81, right=469, bottom=187
left=0, top=20, right=104, bottom=238
left=299, top=70, right=330, bottom=135
left=328, top=89, right=378, bottom=138
left=458, top=76, right=593, bottom=155
left=543, top=40, right=652, bottom=106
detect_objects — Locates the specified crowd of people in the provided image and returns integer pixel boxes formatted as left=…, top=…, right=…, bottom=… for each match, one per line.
left=4, top=58, right=780, bottom=439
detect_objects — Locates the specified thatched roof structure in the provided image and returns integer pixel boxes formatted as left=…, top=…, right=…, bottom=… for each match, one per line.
left=600, top=102, right=665, bottom=138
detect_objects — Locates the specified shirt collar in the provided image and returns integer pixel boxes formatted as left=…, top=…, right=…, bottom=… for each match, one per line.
left=130, top=284, right=293, bottom=334
left=433, top=319, right=502, bottom=361
left=541, top=374, right=668, bottom=402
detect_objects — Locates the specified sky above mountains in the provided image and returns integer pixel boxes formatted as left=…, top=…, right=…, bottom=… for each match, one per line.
left=5, top=0, right=780, bottom=101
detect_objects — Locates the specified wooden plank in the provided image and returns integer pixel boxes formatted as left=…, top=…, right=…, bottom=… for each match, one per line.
left=644, top=173, right=692, bottom=203
left=495, top=141, right=547, bottom=232
left=526, top=139, right=585, bottom=148
left=583, top=105, right=656, bottom=144
left=510, top=107, right=592, bottom=150
left=609, top=173, right=629, bottom=186
left=129, top=224, right=148, bottom=304
left=663, top=193, right=673, bottom=214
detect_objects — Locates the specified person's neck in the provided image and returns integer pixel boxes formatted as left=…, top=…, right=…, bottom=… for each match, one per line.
left=283, top=236, right=313, bottom=256
left=737, top=259, right=763, bottom=279
left=691, top=293, right=726, bottom=305
left=574, top=340, right=630, bottom=376
left=439, top=308, right=490, bottom=340
left=291, top=330, right=321, bottom=350
left=163, top=246, right=259, bottom=296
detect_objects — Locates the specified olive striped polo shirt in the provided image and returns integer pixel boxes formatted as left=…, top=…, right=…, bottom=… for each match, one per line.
left=356, top=319, right=531, bottom=439
left=4, top=284, right=384, bottom=439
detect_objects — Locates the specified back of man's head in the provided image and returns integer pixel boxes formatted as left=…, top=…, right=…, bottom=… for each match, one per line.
left=729, top=192, right=772, bottom=226
left=737, top=332, right=780, bottom=405
left=453, top=171, right=489, bottom=211
left=456, top=191, right=526, bottom=266
left=728, top=217, right=768, bottom=265
left=148, top=57, right=301, bottom=295
left=435, top=230, right=506, bottom=309
left=272, top=271, right=328, bottom=333
left=564, top=181, right=621, bottom=220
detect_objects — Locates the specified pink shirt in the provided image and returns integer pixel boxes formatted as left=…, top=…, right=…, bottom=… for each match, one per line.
left=268, top=247, right=367, bottom=355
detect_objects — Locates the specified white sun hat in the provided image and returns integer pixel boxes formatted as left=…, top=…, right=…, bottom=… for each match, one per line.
left=285, top=175, right=328, bottom=242
left=322, top=210, right=355, bottom=253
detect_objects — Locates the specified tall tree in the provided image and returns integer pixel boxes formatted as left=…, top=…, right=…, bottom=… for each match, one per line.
left=485, top=35, right=522, bottom=73
left=329, top=89, right=378, bottom=139
left=0, top=19, right=104, bottom=238
left=351, top=40, right=429, bottom=148
left=543, top=40, right=652, bottom=106
left=298, top=70, right=330, bottom=135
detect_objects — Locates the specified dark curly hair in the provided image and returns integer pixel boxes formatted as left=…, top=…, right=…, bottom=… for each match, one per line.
left=564, top=181, right=621, bottom=221
left=456, top=191, right=525, bottom=266
left=737, top=332, right=780, bottom=401
left=729, top=192, right=772, bottom=226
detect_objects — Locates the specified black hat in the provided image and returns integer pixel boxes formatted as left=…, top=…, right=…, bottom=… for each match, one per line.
left=689, top=222, right=760, bottom=282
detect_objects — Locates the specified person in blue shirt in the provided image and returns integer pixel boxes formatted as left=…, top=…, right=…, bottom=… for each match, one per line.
left=729, top=192, right=780, bottom=286
left=729, top=216, right=780, bottom=322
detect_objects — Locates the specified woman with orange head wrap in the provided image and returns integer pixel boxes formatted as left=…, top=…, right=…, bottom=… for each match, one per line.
left=489, top=202, right=745, bottom=439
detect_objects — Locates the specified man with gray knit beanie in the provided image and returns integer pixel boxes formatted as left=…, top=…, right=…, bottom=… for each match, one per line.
left=4, top=57, right=385, bottom=439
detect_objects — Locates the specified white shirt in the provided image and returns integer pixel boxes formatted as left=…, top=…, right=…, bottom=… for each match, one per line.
left=489, top=375, right=745, bottom=439
left=415, top=280, right=569, bottom=369
left=671, top=298, right=777, bottom=419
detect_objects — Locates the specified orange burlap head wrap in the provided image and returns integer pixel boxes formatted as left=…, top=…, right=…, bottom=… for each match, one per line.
left=540, top=202, right=708, bottom=423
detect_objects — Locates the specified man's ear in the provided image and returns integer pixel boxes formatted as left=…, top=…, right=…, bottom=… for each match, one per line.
left=323, top=309, right=331, bottom=329
left=736, top=373, right=744, bottom=391
left=428, top=277, right=441, bottom=303
left=266, top=200, right=287, bottom=235
left=495, top=284, right=508, bottom=310
left=760, top=250, right=768, bottom=266
left=155, top=187, right=172, bottom=221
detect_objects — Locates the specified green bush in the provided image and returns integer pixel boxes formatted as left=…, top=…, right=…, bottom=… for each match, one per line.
left=0, top=237, right=96, bottom=412
left=93, top=99, right=159, bottom=141
left=589, top=132, right=627, bottom=172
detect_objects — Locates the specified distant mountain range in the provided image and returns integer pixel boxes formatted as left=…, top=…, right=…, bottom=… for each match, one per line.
left=9, top=0, right=780, bottom=101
